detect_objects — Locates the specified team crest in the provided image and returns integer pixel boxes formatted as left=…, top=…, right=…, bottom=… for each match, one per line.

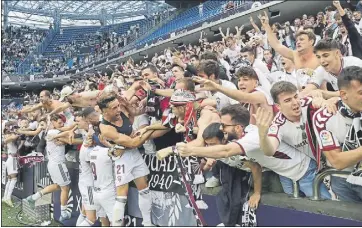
left=268, top=124, right=278, bottom=135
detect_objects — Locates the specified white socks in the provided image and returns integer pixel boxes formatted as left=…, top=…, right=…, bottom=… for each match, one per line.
left=32, top=191, right=43, bottom=201
left=112, top=196, right=127, bottom=226
left=138, top=187, right=152, bottom=226
left=79, top=218, right=94, bottom=227
left=61, top=205, right=68, bottom=217
left=4, top=180, right=11, bottom=200
left=76, top=213, right=86, bottom=226
left=6, top=179, right=17, bottom=200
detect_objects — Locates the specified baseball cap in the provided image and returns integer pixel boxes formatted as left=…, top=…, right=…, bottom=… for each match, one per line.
left=59, top=86, right=74, bottom=102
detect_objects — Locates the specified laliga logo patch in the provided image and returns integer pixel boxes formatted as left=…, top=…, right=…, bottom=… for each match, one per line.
left=320, top=130, right=333, bottom=146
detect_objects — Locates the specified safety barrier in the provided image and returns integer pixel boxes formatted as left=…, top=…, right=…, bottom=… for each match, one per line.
left=2, top=154, right=361, bottom=226
left=1, top=155, right=34, bottom=199
left=311, top=168, right=351, bottom=201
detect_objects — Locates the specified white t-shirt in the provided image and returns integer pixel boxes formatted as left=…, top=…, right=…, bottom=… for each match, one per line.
left=267, top=70, right=310, bottom=89
left=268, top=97, right=316, bottom=161
left=201, top=80, right=239, bottom=111
left=253, top=58, right=270, bottom=75
left=233, top=125, right=310, bottom=181
left=133, top=114, right=156, bottom=155
left=254, top=68, right=272, bottom=95
left=309, top=56, right=362, bottom=91
left=223, top=45, right=241, bottom=65
left=7, top=141, right=18, bottom=155
left=46, top=129, right=66, bottom=163
left=89, top=146, right=115, bottom=189
left=312, top=105, right=355, bottom=176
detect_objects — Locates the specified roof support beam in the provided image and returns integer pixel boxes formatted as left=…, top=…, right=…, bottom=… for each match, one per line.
left=78, top=2, right=101, bottom=16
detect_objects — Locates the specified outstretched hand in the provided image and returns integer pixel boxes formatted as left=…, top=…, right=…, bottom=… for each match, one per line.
left=258, top=11, right=269, bottom=27
left=192, top=76, right=219, bottom=92
left=252, top=107, right=273, bottom=135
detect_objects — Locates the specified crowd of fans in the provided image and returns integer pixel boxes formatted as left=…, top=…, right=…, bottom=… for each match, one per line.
left=2, top=0, right=362, bottom=227
left=1, top=25, right=49, bottom=74
left=26, top=24, right=143, bottom=75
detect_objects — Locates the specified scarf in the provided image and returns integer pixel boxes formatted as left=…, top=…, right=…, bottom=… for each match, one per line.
left=339, top=101, right=362, bottom=186
left=18, top=153, right=45, bottom=168
left=145, top=79, right=166, bottom=120
left=164, top=90, right=206, bottom=225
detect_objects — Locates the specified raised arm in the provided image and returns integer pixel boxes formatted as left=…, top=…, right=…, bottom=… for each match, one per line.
left=219, top=27, right=227, bottom=39
left=250, top=16, right=261, bottom=34
left=258, top=11, right=294, bottom=61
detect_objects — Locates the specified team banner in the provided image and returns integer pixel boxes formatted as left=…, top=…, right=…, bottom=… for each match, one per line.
left=142, top=154, right=200, bottom=195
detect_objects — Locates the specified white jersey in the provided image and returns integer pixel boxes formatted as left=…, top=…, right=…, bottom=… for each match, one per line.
left=310, top=56, right=362, bottom=91
left=6, top=141, right=17, bottom=155
left=89, top=146, right=115, bottom=189
left=268, top=97, right=316, bottom=161
left=223, top=46, right=241, bottom=64
left=46, top=129, right=66, bottom=163
left=133, top=114, right=156, bottom=155
left=79, top=145, right=94, bottom=185
left=200, top=80, right=239, bottom=111
left=312, top=105, right=355, bottom=176
left=267, top=70, right=310, bottom=89
left=233, top=125, right=310, bottom=181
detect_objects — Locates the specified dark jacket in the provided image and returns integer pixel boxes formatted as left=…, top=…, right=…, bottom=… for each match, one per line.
left=342, top=14, right=362, bottom=59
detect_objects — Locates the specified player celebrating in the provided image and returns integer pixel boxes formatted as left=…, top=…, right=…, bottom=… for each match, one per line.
left=2, top=123, right=20, bottom=207
left=24, top=114, right=80, bottom=222
left=97, top=91, right=156, bottom=226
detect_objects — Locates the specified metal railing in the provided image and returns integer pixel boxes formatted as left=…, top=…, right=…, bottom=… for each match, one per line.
left=33, top=161, right=52, bottom=191
left=310, top=168, right=350, bottom=201
left=292, top=180, right=300, bottom=199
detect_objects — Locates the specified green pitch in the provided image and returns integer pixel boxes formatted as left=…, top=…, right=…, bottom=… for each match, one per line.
left=1, top=192, right=61, bottom=227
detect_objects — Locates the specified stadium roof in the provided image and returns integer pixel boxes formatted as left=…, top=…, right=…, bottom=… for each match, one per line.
left=6, top=0, right=173, bottom=27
